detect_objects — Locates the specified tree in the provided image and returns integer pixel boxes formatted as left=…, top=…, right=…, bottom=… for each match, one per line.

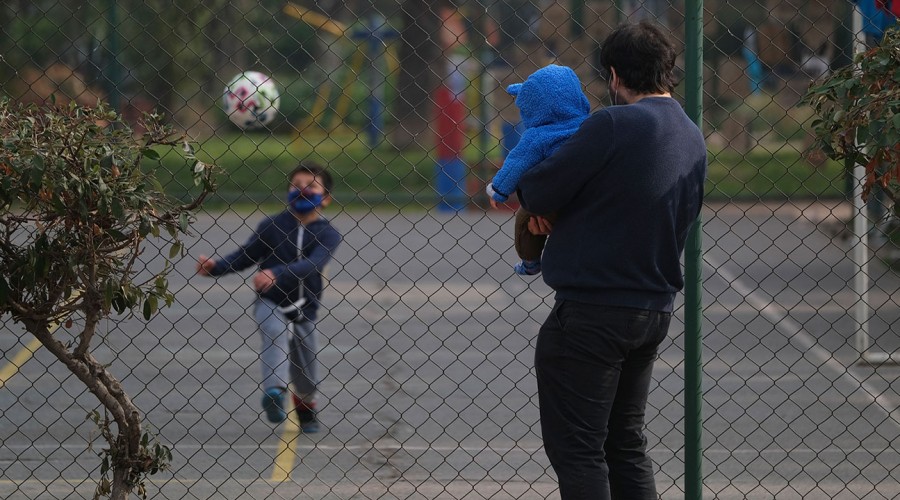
left=804, top=27, right=900, bottom=211
left=392, top=0, right=444, bottom=149
left=0, top=99, right=215, bottom=500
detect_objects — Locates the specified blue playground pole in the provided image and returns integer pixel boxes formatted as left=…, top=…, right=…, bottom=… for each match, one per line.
left=436, top=157, right=467, bottom=211
left=742, top=28, right=764, bottom=95
left=352, top=15, right=398, bottom=148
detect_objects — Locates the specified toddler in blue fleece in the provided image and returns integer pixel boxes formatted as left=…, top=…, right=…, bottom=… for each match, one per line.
left=486, top=64, right=590, bottom=275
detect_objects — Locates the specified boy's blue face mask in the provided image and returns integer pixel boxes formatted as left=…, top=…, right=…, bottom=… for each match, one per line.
left=287, top=188, right=323, bottom=214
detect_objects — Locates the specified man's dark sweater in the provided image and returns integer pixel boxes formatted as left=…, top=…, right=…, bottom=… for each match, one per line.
left=208, top=211, right=341, bottom=321
left=518, top=97, right=707, bottom=312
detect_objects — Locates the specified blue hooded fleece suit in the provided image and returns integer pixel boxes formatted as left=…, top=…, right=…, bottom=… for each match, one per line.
left=487, top=64, right=591, bottom=202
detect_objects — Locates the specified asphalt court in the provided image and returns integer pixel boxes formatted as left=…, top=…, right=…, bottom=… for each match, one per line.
left=3, top=201, right=900, bottom=499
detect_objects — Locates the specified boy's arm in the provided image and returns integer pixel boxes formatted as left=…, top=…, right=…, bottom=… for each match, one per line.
left=517, top=112, right=614, bottom=215
left=269, top=225, right=341, bottom=288
left=208, top=219, right=273, bottom=276
left=488, top=129, right=544, bottom=202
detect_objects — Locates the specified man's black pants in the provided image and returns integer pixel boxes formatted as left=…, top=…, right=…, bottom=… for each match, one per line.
left=535, top=300, right=672, bottom=500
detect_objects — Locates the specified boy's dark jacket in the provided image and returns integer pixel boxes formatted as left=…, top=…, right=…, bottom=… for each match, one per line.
left=208, top=211, right=341, bottom=321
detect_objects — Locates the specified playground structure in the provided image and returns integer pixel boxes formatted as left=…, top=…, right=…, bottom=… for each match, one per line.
left=283, top=2, right=399, bottom=148
left=283, top=0, right=863, bottom=212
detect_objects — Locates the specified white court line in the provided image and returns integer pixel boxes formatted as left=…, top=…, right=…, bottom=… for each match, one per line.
left=705, top=254, right=900, bottom=425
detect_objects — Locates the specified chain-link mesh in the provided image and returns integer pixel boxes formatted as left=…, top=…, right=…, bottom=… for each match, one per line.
left=1, top=1, right=898, bottom=499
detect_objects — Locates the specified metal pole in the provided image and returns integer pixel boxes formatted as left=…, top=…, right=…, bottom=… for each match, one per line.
left=848, top=4, right=883, bottom=364
left=684, top=0, right=704, bottom=496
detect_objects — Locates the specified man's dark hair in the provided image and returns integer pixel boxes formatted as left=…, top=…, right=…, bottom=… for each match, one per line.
left=600, top=21, right=677, bottom=94
left=288, top=160, right=334, bottom=194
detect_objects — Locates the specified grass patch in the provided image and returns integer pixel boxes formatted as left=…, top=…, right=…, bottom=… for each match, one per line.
left=706, top=147, right=845, bottom=201
left=149, top=131, right=435, bottom=208
left=149, top=133, right=848, bottom=209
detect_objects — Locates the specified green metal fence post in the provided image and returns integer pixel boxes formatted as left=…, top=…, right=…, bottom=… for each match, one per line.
left=684, top=0, right=704, bottom=498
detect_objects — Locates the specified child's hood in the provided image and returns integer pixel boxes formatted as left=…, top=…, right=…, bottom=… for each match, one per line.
left=507, top=64, right=590, bottom=128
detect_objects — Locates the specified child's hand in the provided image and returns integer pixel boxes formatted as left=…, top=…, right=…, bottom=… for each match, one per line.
left=253, top=269, right=277, bottom=292
left=197, top=255, right=216, bottom=276
left=486, top=183, right=508, bottom=209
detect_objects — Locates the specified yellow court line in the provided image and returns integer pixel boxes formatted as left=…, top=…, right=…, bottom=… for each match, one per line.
left=270, top=398, right=301, bottom=481
left=0, top=337, right=42, bottom=389
left=1, top=291, right=80, bottom=389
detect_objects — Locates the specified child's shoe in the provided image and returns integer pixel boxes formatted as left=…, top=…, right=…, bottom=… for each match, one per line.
left=293, top=395, right=320, bottom=433
left=514, top=259, right=541, bottom=275
left=261, top=387, right=287, bottom=423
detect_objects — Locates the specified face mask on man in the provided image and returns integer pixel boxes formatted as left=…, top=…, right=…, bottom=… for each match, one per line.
left=287, top=188, right=323, bottom=214
left=608, top=76, right=622, bottom=107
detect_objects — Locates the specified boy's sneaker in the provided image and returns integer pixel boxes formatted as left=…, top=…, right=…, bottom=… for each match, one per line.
left=514, top=259, right=541, bottom=276
left=261, top=387, right=287, bottom=423
left=293, top=395, right=320, bottom=433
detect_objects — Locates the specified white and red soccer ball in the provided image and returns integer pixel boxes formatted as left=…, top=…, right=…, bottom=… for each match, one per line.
left=222, top=71, right=280, bottom=129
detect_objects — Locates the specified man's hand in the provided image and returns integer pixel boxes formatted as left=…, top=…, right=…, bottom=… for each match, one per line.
left=528, top=216, right=553, bottom=235
left=253, top=269, right=277, bottom=293
left=197, top=255, right=216, bottom=276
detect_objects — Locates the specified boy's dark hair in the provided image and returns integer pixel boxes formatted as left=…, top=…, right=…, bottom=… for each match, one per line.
left=600, top=21, right=677, bottom=95
left=289, top=160, right=334, bottom=194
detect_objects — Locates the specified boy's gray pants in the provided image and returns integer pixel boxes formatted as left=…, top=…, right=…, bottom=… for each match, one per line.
left=253, top=298, right=319, bottom=396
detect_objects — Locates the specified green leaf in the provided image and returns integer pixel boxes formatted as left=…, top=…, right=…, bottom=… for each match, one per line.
left=111, top=198, right=124, bottom=219
left=34, top=254, right=47, bottom=279
left=0, top=276, right=8, bottom=305
left=29, top=159, right=43, bottom=188
left=857, top=125, right=870, bottom=144
left=142, top=299, right=152, bottom=320
left=169, top=241, right=182, bottom=259
left=112, top=290, right=128, bottom=314
left=139, top=218, right=151, bottom=237
left=103, top=281, right=114, bottom=310
left=143, top=148, right=160, bottom=160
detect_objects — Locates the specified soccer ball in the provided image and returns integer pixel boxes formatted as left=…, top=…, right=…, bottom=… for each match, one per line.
left=222, top=71, right=280, bottom=129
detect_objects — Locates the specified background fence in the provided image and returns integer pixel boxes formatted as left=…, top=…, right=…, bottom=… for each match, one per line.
left=2, top=1, right=899, bottom=499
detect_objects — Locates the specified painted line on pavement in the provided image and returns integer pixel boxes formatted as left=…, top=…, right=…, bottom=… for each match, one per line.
left=1, top=291, right=81, bottom=388
left=0, top=337, right=42, bottom=388
left=271, top=397, right=300, bottom=481
left=706, top=254, right=900, bottom=426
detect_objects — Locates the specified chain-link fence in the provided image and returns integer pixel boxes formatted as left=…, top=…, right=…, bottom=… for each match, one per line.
left=2, top=1, right=900, bottom=499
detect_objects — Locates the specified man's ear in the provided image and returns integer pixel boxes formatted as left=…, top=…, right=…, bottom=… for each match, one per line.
left=609, top=67, right=618, bottom=88
left=320, top=193, right=333, bottom=207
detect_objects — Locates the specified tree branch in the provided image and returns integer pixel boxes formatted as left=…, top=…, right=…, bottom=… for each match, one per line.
left=23, top=320, right=128, bottom=431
